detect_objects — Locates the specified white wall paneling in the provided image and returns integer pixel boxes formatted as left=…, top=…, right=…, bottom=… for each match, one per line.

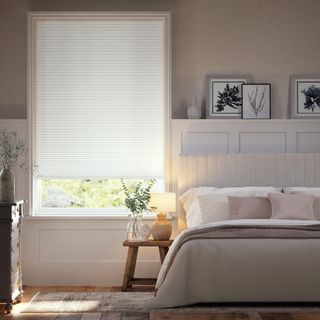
left=297, top=132, right=320, bottom=153
left=171, top=119, right=320, bottom=197
left=23, top=218, right=161, bottom=285
left=239, top=132, right=286, bottom=153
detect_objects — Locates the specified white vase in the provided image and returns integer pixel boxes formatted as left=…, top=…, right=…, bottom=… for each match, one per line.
left=187, top=96, right=201, bottom=119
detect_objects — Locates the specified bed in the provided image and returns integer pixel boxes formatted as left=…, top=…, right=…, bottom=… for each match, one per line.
left=147, top=153, right=320, bottom=308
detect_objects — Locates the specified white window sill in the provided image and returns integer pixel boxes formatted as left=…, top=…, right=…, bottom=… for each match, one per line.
left=24, top=213, right=173, bottom=220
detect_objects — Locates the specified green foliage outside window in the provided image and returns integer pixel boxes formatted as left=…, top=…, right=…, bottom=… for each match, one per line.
left=41, top=179, right=144, bottom=208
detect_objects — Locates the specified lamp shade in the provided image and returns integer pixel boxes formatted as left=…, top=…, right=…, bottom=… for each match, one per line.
left=149, top=192, right=176, bottom=213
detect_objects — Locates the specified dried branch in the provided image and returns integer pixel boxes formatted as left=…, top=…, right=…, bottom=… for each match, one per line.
left=247, top=86, right=266, bottom=117
left=0, top=129, right=26, bottom=170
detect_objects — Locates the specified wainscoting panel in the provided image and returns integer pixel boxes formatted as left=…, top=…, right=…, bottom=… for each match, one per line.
left=182, top=132, right=229, bottom=154
left=239, top=132, right=286, bottom=153
left=39, top=229, right=128, bottom=261
left=297, top=132, right=320, bottom=152
left=23, top=218, right=161, bottom=285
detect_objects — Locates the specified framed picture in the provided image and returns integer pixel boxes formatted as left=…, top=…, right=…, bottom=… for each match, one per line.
left=291, top=76, right=320, bottom=118
left=206, top=75, right=252, bottom=118
left=242, top=83, right=271, bottom=119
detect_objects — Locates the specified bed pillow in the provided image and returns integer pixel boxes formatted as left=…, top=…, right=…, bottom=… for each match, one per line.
left=179, top=187, right=219, bottom=227
left=228, top=196, right=271, bottom=220
left=283, top=188, right=320, bottom=220
left=268, top=192, right=316, bottom=220
left=189, top=187, right=281, bottom=227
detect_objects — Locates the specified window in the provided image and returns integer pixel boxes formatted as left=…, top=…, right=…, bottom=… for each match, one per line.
left=28, top=12, right=170, bottom=215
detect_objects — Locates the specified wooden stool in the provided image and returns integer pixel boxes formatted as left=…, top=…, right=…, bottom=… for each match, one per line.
left=122, top=239, right=173, bottom=291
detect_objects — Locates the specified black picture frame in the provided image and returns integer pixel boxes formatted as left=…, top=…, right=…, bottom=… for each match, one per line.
left=291, top=75, right=320, bottom=119
left=241, top=83, right=271, bottom=119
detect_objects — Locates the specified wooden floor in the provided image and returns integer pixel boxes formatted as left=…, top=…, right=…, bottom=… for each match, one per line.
left=1, top=286, right=320, bottom=320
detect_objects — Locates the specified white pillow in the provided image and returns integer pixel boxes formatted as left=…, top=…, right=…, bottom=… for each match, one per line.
left=284, top=187, right=320, bottom=196
left=179, top=187, right=218, bottom=228
left=284, top=187, right=320, bottom=220
left=184, top=187, right=281, bottom=227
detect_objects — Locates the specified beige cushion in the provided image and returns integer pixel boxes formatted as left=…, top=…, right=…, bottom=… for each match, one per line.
left=269, top=193, right=316, bottom=220
left=228, top=196, right=271, bottom=220
left=283, top=188, right=320, bottom=220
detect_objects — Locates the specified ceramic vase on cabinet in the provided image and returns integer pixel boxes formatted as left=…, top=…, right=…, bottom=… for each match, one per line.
left=151, top=213, right=172, bottom=241
left=187, top=96, right=201, bottom=119
left=0, top=169, right=15, bottom=202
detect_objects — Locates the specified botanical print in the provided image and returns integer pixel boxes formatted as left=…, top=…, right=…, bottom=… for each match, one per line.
left=242, top=84, right=271, bottom=119
left=297, top=81, right=320, bottom=114
left=212, top=81, right=245, bottom=115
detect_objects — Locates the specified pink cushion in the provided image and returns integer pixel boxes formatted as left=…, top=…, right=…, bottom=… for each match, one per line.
left=228, top=196, right=272, bottom=220
left=268, top=193, right=316, bottom=220
left=285, top=189, right=320, bottom=221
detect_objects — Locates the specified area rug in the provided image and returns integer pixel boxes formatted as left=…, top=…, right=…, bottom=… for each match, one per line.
left=22, top=291, right=320, bottom=315
left=22, top=291, right=153, bottom=313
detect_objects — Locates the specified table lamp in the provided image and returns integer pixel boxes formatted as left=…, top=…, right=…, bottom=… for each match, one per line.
left=149, top=192, right=176, bottom=241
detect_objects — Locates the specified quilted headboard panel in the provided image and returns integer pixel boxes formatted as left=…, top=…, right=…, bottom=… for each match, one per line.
left=178, top=153, right=320, bottom=230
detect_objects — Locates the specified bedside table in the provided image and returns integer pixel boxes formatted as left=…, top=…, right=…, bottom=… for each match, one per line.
left=122, top=239, right=173, bottom=291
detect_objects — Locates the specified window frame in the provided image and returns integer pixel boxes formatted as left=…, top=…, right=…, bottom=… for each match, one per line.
left=27, top=11, right=172, bottom=216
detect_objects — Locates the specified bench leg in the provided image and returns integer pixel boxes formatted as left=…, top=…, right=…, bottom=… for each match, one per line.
left=122, top=246, right=138, bottom=291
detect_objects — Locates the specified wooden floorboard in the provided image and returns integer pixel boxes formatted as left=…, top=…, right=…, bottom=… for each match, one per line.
left=2, top=286, right=320, bottom=320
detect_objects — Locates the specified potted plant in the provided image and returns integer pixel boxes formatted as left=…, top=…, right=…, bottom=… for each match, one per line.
left=0, top=129, right=26, bottom=202
left=121, top=178, right=155, bottom=241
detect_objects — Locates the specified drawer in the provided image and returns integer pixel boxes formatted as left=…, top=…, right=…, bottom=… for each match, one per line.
left=11, top=205, right=20, bottom=218
left=11, top=271, right=20, bottom=292
left=11, top=218, right=21, bottom=237
left=11, top=253, right=20, bottom=276
left=11, top=234, right=20, bottom=256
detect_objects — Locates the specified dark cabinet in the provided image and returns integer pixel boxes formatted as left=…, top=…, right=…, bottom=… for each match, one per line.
left=0, top=201, right=24, bottom=314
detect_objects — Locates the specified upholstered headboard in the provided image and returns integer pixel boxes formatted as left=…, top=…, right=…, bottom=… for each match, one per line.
left=178, top=153, right=320, bottom=230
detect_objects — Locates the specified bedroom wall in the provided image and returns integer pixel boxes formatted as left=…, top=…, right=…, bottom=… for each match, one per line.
left=1, top=0, right=320, bottom=119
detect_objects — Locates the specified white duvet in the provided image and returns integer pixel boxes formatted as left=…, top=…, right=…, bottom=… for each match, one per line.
left=147, top=219, right=320, bottom=308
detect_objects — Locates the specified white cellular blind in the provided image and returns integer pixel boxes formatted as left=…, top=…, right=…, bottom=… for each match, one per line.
left=32, top=15, right=168, bottom=179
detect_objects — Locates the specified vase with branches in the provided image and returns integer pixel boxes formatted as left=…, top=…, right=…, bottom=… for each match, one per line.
left=121, top=178, right=156, bottom=240
left=0, top=129, right=26, bottom=202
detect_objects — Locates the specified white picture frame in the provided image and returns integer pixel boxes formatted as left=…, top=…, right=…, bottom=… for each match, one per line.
left=291, top=75, right=320, bottom=119
left=206, top=75, right=252, bottom=119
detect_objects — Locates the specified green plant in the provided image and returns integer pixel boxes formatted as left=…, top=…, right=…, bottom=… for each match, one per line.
left=0, top=129, right=26, bottom=170
left=121, top=178, right=156, bottom=217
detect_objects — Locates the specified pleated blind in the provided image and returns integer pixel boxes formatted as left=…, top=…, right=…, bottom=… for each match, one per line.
left=31, top=14, right=169, bottom=179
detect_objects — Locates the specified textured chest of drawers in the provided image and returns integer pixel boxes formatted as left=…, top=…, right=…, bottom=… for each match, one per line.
left=0, top=200, right=24, bottom=314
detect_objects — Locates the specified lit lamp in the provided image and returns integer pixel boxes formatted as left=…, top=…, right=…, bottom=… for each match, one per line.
left=149, top=192, right=176, bottom=241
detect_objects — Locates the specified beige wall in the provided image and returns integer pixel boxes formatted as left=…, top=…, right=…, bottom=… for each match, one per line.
left=1, top=0, right=320, bottom=119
